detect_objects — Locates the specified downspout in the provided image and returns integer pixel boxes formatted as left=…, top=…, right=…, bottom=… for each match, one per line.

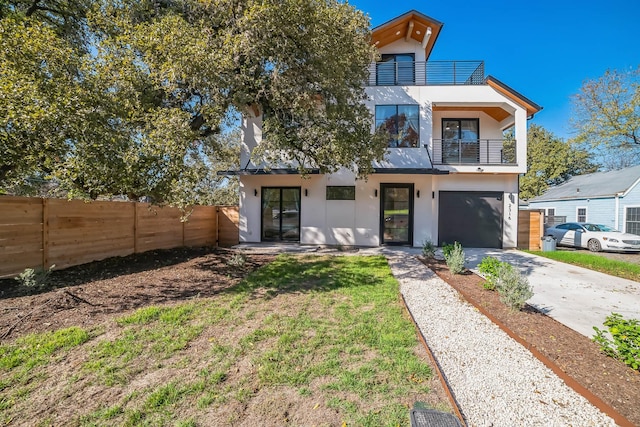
left=614, top=192, right=624, bottom=230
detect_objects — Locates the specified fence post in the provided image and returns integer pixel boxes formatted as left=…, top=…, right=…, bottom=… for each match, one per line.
left=215, top=207, right=220, bottom=247
left=42, top=198, right=49, bottom=269
left=134, top=202, right=139, bottom=253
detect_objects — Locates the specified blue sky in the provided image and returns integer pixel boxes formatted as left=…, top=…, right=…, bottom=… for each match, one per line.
left=350, top=0, right=639, bottom=140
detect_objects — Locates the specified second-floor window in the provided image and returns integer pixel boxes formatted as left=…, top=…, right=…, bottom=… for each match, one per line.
left=375, top=105, right=419, bottom=148
left=442, top=118, right=479, bottom=163
left=376, top=54, right=415, bottom=85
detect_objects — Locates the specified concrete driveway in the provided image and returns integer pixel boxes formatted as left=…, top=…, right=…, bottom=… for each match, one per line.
left=464, top=248, right=640, bottom=338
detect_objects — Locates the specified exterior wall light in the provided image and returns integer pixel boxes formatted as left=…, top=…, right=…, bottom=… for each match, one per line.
left=304, top=189, right=308, bottom=197
left=254, top=189, right=258, bottom=197
left=374, top=189, right=378, bottom=197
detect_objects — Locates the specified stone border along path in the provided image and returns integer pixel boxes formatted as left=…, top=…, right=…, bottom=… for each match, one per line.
left=387, top=254, right=616, bottom=427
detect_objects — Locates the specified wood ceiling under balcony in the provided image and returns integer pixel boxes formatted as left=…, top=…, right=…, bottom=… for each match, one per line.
left=433, top=106, right=512, bottom=122
left=371, top=10, right=443, bottom=60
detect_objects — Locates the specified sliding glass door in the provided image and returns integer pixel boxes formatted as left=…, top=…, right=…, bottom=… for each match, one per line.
left=442, top=118, right=480, bottom=163
left=261, top=187, right=301, bottom=242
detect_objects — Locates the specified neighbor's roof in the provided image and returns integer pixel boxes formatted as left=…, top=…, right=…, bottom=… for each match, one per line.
left=371, top=10, right=443, bottom=60
left=530, top=165, right=640, bottom=202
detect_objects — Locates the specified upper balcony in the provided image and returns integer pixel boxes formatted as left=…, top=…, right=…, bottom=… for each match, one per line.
left=366, top=60, right=485, bottom=86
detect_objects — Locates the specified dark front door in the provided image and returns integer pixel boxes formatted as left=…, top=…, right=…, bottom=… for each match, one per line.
left=261, top=187, right=301, bottom=242
left=380, top=184, right=414, bottom=245
left=438, top=191, right=503, bottom=248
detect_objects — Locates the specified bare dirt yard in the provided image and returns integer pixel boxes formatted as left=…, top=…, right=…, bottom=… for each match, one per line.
left=0, top=247, right=270, bottom=339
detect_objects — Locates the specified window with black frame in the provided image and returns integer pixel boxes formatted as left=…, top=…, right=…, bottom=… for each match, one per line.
left=442, top=118, right=480, bottom=163
left=376, top=53, right=415, bottom=85
left=375, top=105, right=419, bottom=148
left=326, top=186, right=355, bottom=200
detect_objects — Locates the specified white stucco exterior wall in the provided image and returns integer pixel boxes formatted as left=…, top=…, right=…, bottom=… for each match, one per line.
left=239, top=172, right=518, bottom=248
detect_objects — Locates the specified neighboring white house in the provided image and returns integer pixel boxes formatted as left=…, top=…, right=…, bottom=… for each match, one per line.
left=226, top=10, right=541, bottom=248
left=528, top=165, right=640, bottom=234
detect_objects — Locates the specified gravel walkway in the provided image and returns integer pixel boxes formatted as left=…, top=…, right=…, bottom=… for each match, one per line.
left=388, top=254, right=616, bottom=427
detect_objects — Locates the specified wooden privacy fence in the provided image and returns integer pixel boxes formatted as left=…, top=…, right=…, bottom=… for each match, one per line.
left=0, top=196, right=239, bottom=278
left=517, top=209, right=544, bottom=250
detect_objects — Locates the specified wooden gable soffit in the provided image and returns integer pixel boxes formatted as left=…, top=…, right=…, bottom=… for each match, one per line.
left=485, top=76, right=542, bottom=118
left=371, top=10, right=443, bottom=60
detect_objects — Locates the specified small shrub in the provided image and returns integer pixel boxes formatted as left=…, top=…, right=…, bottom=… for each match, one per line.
left=478, top=256, right=502, bottom=290
left=494, top=264, right=533, bottom=310
left=15, top=265, right=55, bottom=290
left=443, top=242, right=465, bottom=274
left=227, top=253, right=247, bottom=268
left=593, top=313, right=640, bottom=371
left=421, top=240, right=436, bottom=258
left=441, top=242, right=455, bottom=259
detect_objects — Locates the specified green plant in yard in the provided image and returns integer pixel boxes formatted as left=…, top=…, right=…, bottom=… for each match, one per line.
left=593, top=313, right=640, bottom=371
left=421, top=240, right=436, bottom=258
left=14, top=265, right=55, bottom=290
left=443, top=242, right=465, bottom=274
left=477, top=256, right=502, bottom=290
left=441, top=242, right=454, bottom=259
left=227, top=253, right=247, bottom=268
left=494, top=263, right=533, bottom=310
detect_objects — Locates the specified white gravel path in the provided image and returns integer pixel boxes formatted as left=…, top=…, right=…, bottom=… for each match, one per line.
left=388, top=254, right=616, bottom=427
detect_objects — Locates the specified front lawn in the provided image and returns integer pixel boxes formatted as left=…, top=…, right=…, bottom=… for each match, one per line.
left=0, top=254, right=447, bottom=426
left=526, top=250, right=640, bottom=282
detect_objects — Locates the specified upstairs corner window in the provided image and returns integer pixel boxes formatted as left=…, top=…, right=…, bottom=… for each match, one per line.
left=375, top=105, right=420, bottom=148
left=376, top=54, right=415, bottom=85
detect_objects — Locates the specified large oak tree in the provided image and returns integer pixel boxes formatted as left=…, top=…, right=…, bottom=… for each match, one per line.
left=1, top=0, right=386, bottom=205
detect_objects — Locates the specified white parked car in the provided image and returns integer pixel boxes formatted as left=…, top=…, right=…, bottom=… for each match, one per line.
left=545, top=222, right=640, bottom=252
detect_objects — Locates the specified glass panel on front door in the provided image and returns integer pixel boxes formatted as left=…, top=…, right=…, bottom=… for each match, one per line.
left=261, top=187, right=300, bottom=242
left=381, top=185, right=413, bottom=245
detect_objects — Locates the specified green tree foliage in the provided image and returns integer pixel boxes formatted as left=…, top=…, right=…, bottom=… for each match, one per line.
left=0, top=13, right=83, bottom=187
left=572, top=67, right=640, bottom=168
left=1, top=0, right=384, bottom=205
left=520, top=124, right=597, bottom=200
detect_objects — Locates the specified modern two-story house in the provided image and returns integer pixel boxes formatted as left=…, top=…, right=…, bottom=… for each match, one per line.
left=228, top=10, right=541, bottom=248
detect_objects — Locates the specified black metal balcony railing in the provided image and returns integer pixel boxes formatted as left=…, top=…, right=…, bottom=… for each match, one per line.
left=430, top=139, right=516, bottom=165
left=367, top=60, right=485, bottom=86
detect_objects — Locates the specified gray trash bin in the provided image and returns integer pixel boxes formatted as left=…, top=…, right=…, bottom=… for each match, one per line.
left=541, top=235, right=556, bottom=252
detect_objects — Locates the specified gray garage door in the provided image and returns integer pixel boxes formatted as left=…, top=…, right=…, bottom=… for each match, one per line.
left=438, top=191, right=504, bottom=248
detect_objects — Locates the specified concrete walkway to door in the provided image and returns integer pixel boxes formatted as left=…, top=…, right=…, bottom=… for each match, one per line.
left=464, top=248, right=640, bottom=338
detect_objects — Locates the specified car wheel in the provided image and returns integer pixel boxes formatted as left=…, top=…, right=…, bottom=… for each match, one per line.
left=587, top=239, right=602, bottom=252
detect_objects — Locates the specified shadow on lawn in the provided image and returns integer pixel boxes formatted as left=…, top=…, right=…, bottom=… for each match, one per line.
left=222, top=254, right=390, bottom=299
